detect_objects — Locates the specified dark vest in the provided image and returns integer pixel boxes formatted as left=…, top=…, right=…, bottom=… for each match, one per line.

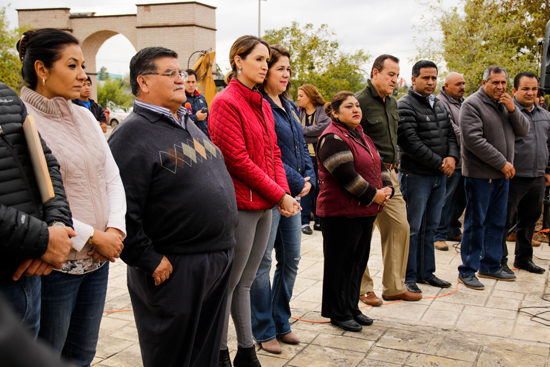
left=316, top=121, right=384, bottom=218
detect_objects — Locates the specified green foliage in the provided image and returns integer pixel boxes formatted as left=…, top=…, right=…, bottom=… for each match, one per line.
left=414, top=0, right=550, bottom=96
left=263, top=22, right=370, bottom=101
left=97, top=75, right=134, bottom=109
left=0, top=6, right=30, bottom=91
left=98, top=66, right=109, bottom=81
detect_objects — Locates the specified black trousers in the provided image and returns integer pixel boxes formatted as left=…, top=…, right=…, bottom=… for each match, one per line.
left=128, top=248, right=233, bottom=367
left=501, top=177, right=545, bottom=264
left=321, top=216, right=376, bottom=321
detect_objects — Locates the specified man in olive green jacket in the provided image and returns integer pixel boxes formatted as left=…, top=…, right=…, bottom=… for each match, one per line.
left=355, top=54, right=421, bottom=304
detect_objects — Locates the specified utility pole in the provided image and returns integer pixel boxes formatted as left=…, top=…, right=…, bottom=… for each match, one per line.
left=258, top=0, right=261, bottom=37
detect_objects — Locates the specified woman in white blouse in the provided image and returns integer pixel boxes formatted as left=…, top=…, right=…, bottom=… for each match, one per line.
left=17, top=28, right=126, bottom=367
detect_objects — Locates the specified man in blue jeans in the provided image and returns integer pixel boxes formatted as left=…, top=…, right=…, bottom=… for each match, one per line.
left=397, top=60, right=459, bottom=294
left=458, top=66, right=530, bottom=289
left=434, top=72, right=466, bottom=251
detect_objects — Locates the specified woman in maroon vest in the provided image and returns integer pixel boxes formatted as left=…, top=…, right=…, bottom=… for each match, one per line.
left=317, top=91, right=393, bottom=332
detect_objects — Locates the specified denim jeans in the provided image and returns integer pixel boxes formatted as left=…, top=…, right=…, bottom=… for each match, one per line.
left=250, top=205, right=301, bottom=342
left=399, top=171, right=446, bottom=283
left=449, top=174, right=466, bottom=239
left=301, top=157, right=319, bottom=226
left=459, top=177, right=509, bottom=276
left=435, top=169, right=464, bottom=241
left=39, top=263, right=109, bottom=367
left=0, top=276, right=41, bottom=337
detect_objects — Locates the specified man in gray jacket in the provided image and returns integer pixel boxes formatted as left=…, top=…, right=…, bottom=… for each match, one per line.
left=458, top=66, right=530, bottom=290
left=500, top=72, right=550, bottom=275
left=434, top=72, right=466, bottom=251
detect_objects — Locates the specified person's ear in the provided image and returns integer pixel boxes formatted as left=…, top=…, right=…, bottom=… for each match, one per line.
left=137, top=75, right=149, bottom=94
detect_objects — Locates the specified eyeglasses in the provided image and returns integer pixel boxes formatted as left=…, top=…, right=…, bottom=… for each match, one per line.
left=142, top=70, right=188, bottom=81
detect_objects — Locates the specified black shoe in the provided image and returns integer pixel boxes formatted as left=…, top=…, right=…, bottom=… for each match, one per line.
left=233, top=346, right=261, bottom=367
left=219, top=349, right=232, bottom=367
left=313, top=223, right=321, bottom=231
left=514, top=260, right=546, bottom=274
left=353, top=314, right=374, bottom=326
left=330, top=319, right=362, bottom=332
left=301, top=225, right=313, bottom=235
left=500, top=263, right=514, bottom=275
left=424, top=276, right=451, bottom=288
left=405, top=282, right=422, bottom=293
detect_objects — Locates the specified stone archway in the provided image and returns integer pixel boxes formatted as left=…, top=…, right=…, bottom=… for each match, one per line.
left=17, top=1, right=216, bottom=100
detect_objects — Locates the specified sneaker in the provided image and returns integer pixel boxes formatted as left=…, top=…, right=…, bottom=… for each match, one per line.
left=301, top=225, right=312, bottom=235
left=478, top=268, right=516, bottom=281
left=458, top=274, right=485, bottom=290
left=434, top=241, right=449, bottom=251
left=500, top=263, right=514, bottom=275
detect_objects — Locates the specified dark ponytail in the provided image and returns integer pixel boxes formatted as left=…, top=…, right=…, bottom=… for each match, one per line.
left=16, top=28, right=80, bottom=90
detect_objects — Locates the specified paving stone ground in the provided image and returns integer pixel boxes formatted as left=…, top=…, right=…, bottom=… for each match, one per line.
left=92, top=227, right=550, bottom=367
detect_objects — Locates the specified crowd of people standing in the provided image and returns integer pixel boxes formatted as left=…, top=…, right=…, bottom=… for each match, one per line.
left=0, top=28, right=549, bottom=367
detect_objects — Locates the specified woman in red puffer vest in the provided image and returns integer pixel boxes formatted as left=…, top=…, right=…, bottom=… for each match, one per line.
left=209, top=35, right=300, bottom=367
left=317, top=91, right=393, bottom=333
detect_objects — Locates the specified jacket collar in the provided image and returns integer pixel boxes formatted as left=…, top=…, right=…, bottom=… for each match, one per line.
left=228, top=78, right=263, bottom=108
left=477, top=86, right=504, bottom=112
left=513, top=97, right=539, bottom=114
left=264, top=93, right=291, bottom=112
left=185, top=90, right=200, bottom=98
left=439, top=87, right=464, bottom=105
left=21, top=86, right=71, bottom=116
left=408, top=89, right=436, bottom=106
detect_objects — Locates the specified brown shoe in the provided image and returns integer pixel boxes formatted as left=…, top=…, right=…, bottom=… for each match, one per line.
left=435, top=241, right=449, bottom=251
left=260, top=339, right=281, bottom=354
left=507, top=233, right=516, bottom=242
left=532, top=239, right=542, bottom=247
left=382, top=291, right=422, bottom=301
left=450, top=234, right=462, bottom=241
left=279, top=331, right=300, bottom=345
left=359, top=292, right=383, bottom=306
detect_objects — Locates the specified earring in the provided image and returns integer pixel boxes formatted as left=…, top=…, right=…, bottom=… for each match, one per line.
left=42, top=78, right=45, bottom=86
left=238, top=67, right=242, bottom=75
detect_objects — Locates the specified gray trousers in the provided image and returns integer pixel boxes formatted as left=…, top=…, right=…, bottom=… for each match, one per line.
left=220, top=209, right=272, bottom=349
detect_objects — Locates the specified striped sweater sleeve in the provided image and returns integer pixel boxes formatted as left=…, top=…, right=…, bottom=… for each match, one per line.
left=318, top=133, right=378, bottom=206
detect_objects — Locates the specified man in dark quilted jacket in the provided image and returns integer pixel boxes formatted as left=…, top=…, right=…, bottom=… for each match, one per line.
left=0, top=82, right=75, bottom=336
left=397, top=60, right=459, bottom=295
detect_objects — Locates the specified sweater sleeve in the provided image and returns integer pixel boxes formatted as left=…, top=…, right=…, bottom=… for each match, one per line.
left=317, top=133, right=378, bottom=206
left=108, top=124, right=163, bottom=275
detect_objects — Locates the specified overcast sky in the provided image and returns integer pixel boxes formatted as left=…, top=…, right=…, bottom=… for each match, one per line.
left=2, top=0, right=455, bottom=87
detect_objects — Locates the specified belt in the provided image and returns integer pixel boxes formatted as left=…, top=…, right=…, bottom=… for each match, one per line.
left=384, top=163, right=397, bottom=171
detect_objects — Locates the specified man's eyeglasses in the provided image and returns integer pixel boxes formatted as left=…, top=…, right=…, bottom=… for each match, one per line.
left=142, top=70, right=188, bottom=81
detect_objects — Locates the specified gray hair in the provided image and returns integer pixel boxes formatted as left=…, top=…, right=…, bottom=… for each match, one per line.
left=483, top=65, right=508, bottom=82
left=129, top=46, right=178, bottom=96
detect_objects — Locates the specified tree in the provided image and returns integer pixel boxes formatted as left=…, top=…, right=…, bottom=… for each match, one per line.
left=0, top=6, right=29, bottom=90
left=263, top=22, right=370, bottom=101
left=97, top=66, right=109, bottom=81
left=97, top=76, right=134, bottom=109
left=414, top=0, right=550, bottom=95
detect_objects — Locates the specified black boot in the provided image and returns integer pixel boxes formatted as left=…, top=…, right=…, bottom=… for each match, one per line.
left=218, top=349, right=232, bottom=367
left=233, top=346, right=261, bottom=367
